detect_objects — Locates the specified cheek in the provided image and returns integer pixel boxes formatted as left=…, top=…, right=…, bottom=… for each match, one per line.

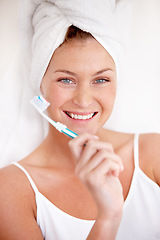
left=98, top=89, right=116, bottom=126
left=43, top=85, right=71, bottom=117
left=100, top=87, right=116, bottom=111
left=48, top=87, right=63, bottom=105
left=42, top=81, right=62, bottom=104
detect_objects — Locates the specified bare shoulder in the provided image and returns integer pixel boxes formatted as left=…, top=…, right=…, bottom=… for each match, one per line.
left=139, top=133, right=160, bottom=186
left=139, top=132, right=160, bottom=157
left=0, top=164, right=34, bottom=203
left=0, top=164, right=43, bottom=239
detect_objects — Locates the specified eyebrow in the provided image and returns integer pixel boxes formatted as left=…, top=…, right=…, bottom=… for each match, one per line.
left=55, top=69, right=77, bottom=76
left=54, top=68, right=113, bottom=76
left=93, top=68, right=113, bottom=76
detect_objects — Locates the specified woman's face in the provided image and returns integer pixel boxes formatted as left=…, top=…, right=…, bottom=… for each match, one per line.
left=41, top=37, right=117, bottom=135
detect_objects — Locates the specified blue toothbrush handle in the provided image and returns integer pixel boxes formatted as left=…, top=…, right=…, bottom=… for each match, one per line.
left=62, top=128, right=78, bottom=139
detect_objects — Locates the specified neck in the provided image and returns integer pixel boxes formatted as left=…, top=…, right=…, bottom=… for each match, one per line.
left=97, top=127, right=134, bottom=152
left=41, top=126, right=75, bottom=170
left=41, top=126, right=133, bottom=169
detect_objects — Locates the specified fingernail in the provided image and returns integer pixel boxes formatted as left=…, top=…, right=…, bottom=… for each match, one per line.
left=94, top=135, right=99, bottom=139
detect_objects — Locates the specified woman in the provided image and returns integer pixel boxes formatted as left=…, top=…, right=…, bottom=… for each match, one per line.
left=0, top=1, right=160, bottom=240
left=0, top=25, right=160, bottom=240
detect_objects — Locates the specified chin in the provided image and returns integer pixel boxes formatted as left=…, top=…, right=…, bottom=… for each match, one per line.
left=72, top=126, right=100, bottom=136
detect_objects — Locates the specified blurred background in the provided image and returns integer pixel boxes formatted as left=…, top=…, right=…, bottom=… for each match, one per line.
left=0, top=0, right=19, bottom=79
left=0, top=0, right=160, bottom=133
left=106, top=0, right=160, bottom=132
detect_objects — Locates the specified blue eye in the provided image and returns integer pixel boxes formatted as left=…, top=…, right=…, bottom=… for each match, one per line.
left=94, top=79, right=110, bottom=84
left=58, top=78, right=74, bottom=84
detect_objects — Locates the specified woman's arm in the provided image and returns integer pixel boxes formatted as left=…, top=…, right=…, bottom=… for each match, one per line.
left=87, top=217, right=122, bottom=240
left=69, top=133, right=124, bottom=240
left=0, top=165, right=44, bottom=240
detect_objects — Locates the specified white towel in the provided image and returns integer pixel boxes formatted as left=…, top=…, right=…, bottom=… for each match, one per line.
left=21, top=0, right=129, bottom=92
left=0, top=0, right=131, bottom=167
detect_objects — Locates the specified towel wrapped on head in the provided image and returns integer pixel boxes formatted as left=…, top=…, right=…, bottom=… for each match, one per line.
left=0, top=0, right=131, bottom=167
left=21, top=0, right=127, bottom=92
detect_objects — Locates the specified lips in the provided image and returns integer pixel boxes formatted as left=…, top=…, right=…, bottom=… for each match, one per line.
left=65, top=111, right=97, bottom=120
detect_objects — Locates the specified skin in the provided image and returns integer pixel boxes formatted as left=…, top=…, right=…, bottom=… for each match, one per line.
left=0, top=37, right=160, bottom=240
left=41, top=37, right=117, bottom=135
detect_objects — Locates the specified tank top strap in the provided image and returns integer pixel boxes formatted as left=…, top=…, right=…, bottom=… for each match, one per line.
left=133, top=134, right=140, bottom=168
left=13, top=162, right=39, bottom=194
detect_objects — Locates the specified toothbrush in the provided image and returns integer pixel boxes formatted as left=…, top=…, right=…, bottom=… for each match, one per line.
left=30, top=95, right=78, bottom=139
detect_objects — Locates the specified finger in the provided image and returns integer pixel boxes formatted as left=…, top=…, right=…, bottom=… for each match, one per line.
left=75, top=140, right=115, bottom=171
left=76, top=150, right=123, bottom=177
left=69, top=132, right=99, bottom=148
left=93, top=158, right=122, bottom=178
left=78, top=159, right=122, bottom=190
left=69, top=133, right=98, bottom=159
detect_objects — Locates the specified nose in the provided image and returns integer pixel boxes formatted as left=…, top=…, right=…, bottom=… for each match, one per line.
left=72, top=85, right=93, bottom=108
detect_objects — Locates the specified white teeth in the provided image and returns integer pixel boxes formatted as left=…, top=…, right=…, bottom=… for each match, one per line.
left=68, top=112, right=94, bottom=120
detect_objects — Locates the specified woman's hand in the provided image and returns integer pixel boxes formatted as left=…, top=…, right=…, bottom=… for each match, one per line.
left=69, top=133, right=124, bottom=239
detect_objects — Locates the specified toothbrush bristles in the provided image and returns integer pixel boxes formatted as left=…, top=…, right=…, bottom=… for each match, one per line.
left=30, top=95, right=50, bottom=112
left=30, top=95, right=78, bottom=138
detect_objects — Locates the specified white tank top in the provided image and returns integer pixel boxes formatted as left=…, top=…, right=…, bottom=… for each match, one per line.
left=13, top=134, right=160, bottom=240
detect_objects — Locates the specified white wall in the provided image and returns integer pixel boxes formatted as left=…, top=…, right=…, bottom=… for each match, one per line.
left=106, top=0, right=160, bottom=132
left=0, top=0, right=19, bottom=79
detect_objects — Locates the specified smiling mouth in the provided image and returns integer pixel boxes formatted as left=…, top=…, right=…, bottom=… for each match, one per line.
left=65, top=111, right=98, bottom=120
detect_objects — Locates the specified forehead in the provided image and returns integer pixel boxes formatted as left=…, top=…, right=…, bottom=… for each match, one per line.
left=48, top=38, right=116, bottom=73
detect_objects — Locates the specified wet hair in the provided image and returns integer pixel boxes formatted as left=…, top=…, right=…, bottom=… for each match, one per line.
left=64, top=25, right=93, bottom=42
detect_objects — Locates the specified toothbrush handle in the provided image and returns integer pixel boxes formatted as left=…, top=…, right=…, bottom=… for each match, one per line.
left=62, top=128, right=78, bottom=139
left=41, top=112, right=78, bottom=138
